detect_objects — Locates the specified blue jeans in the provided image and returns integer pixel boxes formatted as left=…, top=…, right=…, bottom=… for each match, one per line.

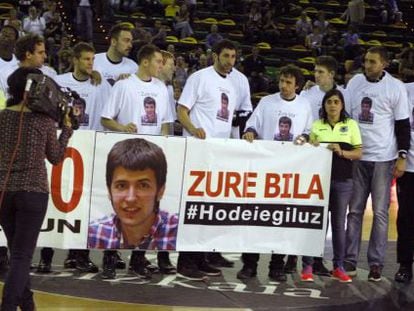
left=330, top=179, right=353, bottom=268
left=345, top=160, right=394, bottom=268
left=0, top=191, right=48, bottom=311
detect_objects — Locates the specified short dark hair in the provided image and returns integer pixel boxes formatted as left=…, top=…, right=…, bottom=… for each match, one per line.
left=136, top=44, right=161, bottom=65
left=320, top=89, right=348, bottom=123
left=221, top=93, right=228, bottom=102
left=361, top=96, right=372, bottom=107
left=279, top=65, right=304, bottom=89
left=144, top=96, right=156, bottom=107
left=367, top=46, right=389, bottom=63
left=73, top=42, right=95, bottom=59
left=108, top=23, right=133, bottom=40
left=1, top=24, right=19, bottom=41
left=279, top=116, right=292, bottom=127
left=106, top=138, right=167, bottom=191
left=7, top=66, right=42, bottom=106
left=315, top=55, right=337, bottom=73
left=212, top=39, right=236, bottom=56
left=15, top=34, right=45, bottom=61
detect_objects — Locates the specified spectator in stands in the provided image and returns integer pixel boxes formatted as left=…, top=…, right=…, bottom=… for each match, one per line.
left=205, top=24, right=223, bottom=50
left=42, top=1, right=60, bottom=24
left=305, top=26, right=324, bottom=56
left=174, top=3, right=194, bottom=38
left=376, top=0, right=403, bottom=24
left=314, top=10, right=329, bottom=35
left=4, top=8, right=23, bottom=35
left=295, top=11, right=312, bottom=45
left=165, top=0, right=180, bottom=18
left=245, top=2, right=262, bottom=42
left=23, top=6, right=46, bottom=36
left=242, top=46, right=267, bottom=93
left=261, top=6, right=280, bottom=43
left=398, top=48, right=414, bottom=83
left=44, top=12, right=63, bottom=67
left=18, top=0, right=33, bottom=15
left=150, top=19, right=167, bottom=49
left=174, top=55, right=188, bottom=88
left=341, top=0, right=365, bottom=25
left=75, top=0, right=93, bottom=42
left=321, top=24, right=340, bottom=57
left=342, top=24, right=360, bottom=62
left=132, top=20, right=153, bottom=56
left=167, top=43, right=176, bottom=55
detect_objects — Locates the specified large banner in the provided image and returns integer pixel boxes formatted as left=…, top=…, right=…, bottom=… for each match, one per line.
left=0, top=131, right=332, bottom=256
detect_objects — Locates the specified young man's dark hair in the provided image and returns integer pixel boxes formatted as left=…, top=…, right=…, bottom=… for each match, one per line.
left=320, top=89, right=348, bottom=123
left=6, top=67, right=42, bottom=106
left=279, top=64, right=305, bottom=90
left=315, top=55, right=338, bottom=74
left=136, top=44, right=161, bottom=65
left=1, top=24, right=19, bottom=41
left=108, top=23, right=134, bottom=40
left=367, top=46, right=389, bottom=63
left=15, top=34, right=45, bottom=62
left=278, top=116, right=292, bottom=127
left=361, top=96, right=372, bottom=108
left=72, top=42, right=95, bottom=59
left=144, top=96, right=156, bottom=107
left=106, top=138, right=167, bottom=191
left=212, top=39, right=236, bottom=56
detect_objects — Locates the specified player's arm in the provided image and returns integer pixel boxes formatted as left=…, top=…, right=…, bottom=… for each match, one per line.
left=177, top=104, right=206, bottom=139
left=101, top=117, right=137, bottom=133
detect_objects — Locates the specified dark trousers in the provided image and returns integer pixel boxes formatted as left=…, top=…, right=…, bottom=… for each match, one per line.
left=0, top=191, right=48, bottom=311
left=396, top=172, right=414, bottom=265
left=241, top=253, right=285, bottom=271
left=177, top=251, right=204, bottom=267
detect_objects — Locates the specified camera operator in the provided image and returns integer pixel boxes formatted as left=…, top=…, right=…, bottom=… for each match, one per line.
left=0, top=66, right=74, bottom=311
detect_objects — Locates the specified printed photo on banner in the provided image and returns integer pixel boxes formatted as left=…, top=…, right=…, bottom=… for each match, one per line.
left=177, top=138, right=332, bottom=256
left=88, top=132, right=185, bottom=250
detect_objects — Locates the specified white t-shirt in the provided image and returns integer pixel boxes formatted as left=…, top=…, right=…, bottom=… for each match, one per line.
left=300, top=84, right=349, bottom=121
left=0, top=55, right=18, bottom=72
left=178, top=66, right=238, bottom=138
left=93, top=53, right=138, bottom=86
left=55, top=73, right=111, bottom=131
left=404, top=82, right=414, bottom=172
left=101, top=74, right=171, bottom=135
left=228, top=68, right=253, bottom=113
left=23, top=16, right=46, bottom=36
left=166, top=84, right=176, bottom=121
left=245, top=93, right=313, bottom=141
left=348, top=72, right=409, bottom=161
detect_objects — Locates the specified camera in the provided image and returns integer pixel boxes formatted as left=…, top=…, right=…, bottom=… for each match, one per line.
left=24, top=73, right=80, bottom=129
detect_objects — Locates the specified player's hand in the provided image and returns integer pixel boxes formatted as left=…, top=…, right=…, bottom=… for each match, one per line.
left=117, top=74, right=131, bottom=81
left=327, top=143, right=342, bottom=156
left=303, top=80, right=316, bottom=90
left=393, top=158, right=406, bottom=178
left=191, top=128, right=206, bottom=139
left=123, top=123, right=137, bottom=133
left=294, top=135, right=307, bottom=146
left=90, top=70, right=102, bottom=85
left=242, top=132, right=255, bottom=142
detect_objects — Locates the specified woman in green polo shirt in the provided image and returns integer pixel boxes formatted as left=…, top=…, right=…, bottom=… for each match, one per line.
left=310, top=89, right=362, bottom=283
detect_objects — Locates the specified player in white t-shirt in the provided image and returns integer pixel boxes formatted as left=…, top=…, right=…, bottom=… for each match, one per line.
left=101, top=44, right=170, bottom=135
left=300, top=55, right=349, bottom=121
left=55, top=42, right=111, bottom=131
left=93, top=23, right=138, bottom=86
left=393, top=82, right=414, bottom=283
left=344, top=47, right=410, bottom=282
left=240, top=64, right=313, bottom=282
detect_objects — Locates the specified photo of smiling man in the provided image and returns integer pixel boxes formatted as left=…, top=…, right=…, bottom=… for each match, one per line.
left=88, top=138, right=178, bottom=250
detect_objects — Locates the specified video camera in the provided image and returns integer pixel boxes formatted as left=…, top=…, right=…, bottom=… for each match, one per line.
left=25, top=73, right=80, bottom=130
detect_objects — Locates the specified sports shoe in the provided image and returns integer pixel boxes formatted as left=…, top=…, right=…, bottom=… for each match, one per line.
left=268, top=269, right=287, bottom=282
left=101, top=251, right=117, bottom=279
left=199, top=261, right=222, bottom=276
left=312, top=258, right=331, bottom=276
left=331, top=267, right=352, bottom=283
left=394, top=265, right=413, bottom=283
left=284, top=255, right=297, bottom=273
left=157, top=252, right=176, bottom=274
left=206, top=252, right=234, bottom=268
left=301, top=265, right=314, bottom=282
left=76, top=250, right=99, bottom=273
left=115, top=252, right=126, bottom=269
left=129, top=252, right=152, bottom=279
left=177, top=263, right=207, bottom=281
left=63, top=250, right=77, bottom=269
left=368, top=265, right=382, bottom=282
left=343, top=261, right=357, bottom=277
left=37, top=247, right=54, bottom=273
left=237, top=266, right=257, bottom=280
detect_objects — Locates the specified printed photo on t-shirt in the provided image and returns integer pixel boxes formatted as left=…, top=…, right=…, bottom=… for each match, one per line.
left=73, top=97, right=89, bottom=126
left=216, top=92, right=230, bottom=122
left=358, top=97, right=374, bottom=124
left=274, top=116, right=294, bottom=141
left=141, top=96, right=158, bottom=126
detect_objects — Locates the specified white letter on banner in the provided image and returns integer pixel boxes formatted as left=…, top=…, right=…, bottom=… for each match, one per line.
left=199, top=204, right=214, bottom=220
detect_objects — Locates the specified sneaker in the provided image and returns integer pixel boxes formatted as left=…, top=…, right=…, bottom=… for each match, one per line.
left=394, top=265, right=413, bottom=283
left=206, top=252, right=234, bottom=268
left=101, top=251, right=117, bottom=279
left=268, top=269, right=287, bottom=282
left=331, top=267, right=352, bottom=283
left=343, top=261, right=357, bottom=277
left=199, top=261, right=222, bottom=276
left=63, top=250, right=77, bottom=269
left=236, top=266, right=257, bottom=280
left=368, top=265, right=382, bottom=282
left=144, top=259, right=160, bottom=274
left=37, top=248, right=54, bottom=273
left=129, top=253, right=152, bottom=279
left=177, top=263, right=207, bottom=280
left=157, top=252, right=176, bottom=274
left=76, top=250, right=99, bottom=273
left=301, top=265, right=314, bottom=282
left=312, top=258, right=331, bottom=276
left=115, top=252, right=126, bottom=269
left=284, top=255, right=297, bottom=273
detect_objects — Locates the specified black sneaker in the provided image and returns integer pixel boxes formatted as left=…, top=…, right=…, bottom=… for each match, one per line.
left=394, top=265, right=413, bottom=283
left=237, top=266, right=257, bottom=280
left=63, top=250, right=77, bottom=269
left=283, top=255, right=297, bottom=274
left=312, top=258, right=331, bottom=276
left=368, top=265, right=382, bottom=282
left=177, top=263, right=207, bottom=280
left=198, top=261, right=222, bottom=276
left=115, top=252, right=126, bottom=269
left=158, top=252, right=176, bottom=274
left=269, top=269, right=287, bottom=282
left=144, top=258, right=160, bottom=274
left=129, top=252, right=152, bottom=279
left=37, top=248, right=54, bottom=273
left=0, top=246, right=9, bottom=271
left=102, top=251, right=117, bottom=279
left=206, top=252, right=234, bottom=268
left=76, top=250, right=99, bottom=273
left=343, top=261, right=357, bottom=277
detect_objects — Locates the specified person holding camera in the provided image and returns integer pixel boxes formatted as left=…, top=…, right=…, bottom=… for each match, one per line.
left=0, top=66, right=74, bottom=311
